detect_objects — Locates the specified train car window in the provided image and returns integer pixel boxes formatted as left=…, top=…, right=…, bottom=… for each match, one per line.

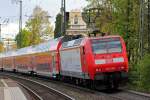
left=107, top=41, right=122, bottom=53
left=74, top=38, right=83, bottom=46
left=91, top=38, right=122, bottom=54
left=62, top=38, right=83, bottom=48
left=92, top=41, right=107, bottom=54
left=62, top=42, right=68, bottom=48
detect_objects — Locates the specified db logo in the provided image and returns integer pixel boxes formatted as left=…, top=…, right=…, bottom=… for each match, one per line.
left=107, top=59, right=112, bottom=63
left=106, top=55, right=111, bottom=59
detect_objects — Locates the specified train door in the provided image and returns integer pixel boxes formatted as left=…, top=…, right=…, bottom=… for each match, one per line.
left=51, top=52, right=57, bottom=78
left=0, top=58, right=3, bottom=70
left=31, top=55, right=36, bottom=72
left=13, top=56, right=16, bottom=71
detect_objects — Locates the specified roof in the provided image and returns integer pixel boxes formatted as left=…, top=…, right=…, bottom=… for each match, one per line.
left=90, top=35, right=121, bottom=39
left=61, top=38, right=84, bottom=49
left=0, top=38, right=62, bottom=58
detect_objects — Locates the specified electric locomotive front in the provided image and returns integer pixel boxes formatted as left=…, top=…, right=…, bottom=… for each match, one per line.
left=86, top=36, right=128, bottom=88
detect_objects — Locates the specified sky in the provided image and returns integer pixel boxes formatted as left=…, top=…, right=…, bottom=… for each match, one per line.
left=0, top=0, right=88, bottom=39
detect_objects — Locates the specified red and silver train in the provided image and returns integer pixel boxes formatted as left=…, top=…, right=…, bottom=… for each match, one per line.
left=0, top=35, right=128, bottom=89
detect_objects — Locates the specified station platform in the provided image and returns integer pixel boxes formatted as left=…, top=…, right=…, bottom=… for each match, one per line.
left=0, top=78, right=31, bottom=100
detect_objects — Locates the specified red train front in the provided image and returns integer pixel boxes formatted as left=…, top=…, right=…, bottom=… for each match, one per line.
left=84, top=36, right=128, bottom=88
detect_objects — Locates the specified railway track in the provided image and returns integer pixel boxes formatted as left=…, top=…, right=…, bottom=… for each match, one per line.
left=0, top=73, right=75, bottom=100
left=1, top=72, right=150, bottom=100
left=18, top=82, right=43, bottom=100
left=107, top=90, right=150, bottom=100
left=32, top=75, right=150, bottom=100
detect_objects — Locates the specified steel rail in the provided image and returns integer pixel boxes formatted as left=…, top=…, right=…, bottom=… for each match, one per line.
left=1, top=73, right=75, bottom=100
left=124, top=89, right=150, bottom=98
left=1, top=72, right=150, bottom=100
left=18, top=82, right=43, bottom=100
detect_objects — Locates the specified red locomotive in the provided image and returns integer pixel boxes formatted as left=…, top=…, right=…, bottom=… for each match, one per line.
left=0, top=35, right=128, bottom=89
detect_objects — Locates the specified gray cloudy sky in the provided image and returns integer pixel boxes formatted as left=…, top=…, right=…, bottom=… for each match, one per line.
left=0, top=0, right=87, bottom=38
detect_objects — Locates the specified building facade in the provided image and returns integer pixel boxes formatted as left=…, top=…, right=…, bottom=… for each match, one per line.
left=66, top=9, right=88, bottom=36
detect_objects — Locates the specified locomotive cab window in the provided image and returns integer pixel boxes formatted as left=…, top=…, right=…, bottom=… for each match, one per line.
left=91, top=38, right=122, bottom=54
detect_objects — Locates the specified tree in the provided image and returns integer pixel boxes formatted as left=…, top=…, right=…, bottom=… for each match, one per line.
left=84, top=0, right=113, bottom=34
left=26, top=6, right=53, bottom=45
left=0, top=42, right=4, bottom=52
left=11, top=43, right=17, bottom=50
left=54, top=12, right=69, bottom=38
left=84, top=0, right=140, bottom=63
left=15, top=29, right=31, bottom=48
left=136, top=54, right=150, bottom=92
left=85, top=0, right=150, bottom=92
left=54, top=13, right=62, bottom=38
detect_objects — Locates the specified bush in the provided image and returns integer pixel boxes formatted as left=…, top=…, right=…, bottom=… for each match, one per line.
left=135, top=54, right=150, bottom=92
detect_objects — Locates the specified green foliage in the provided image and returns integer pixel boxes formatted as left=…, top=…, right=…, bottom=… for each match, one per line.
left=54, top=12, right=70, bottom=38
left=0, top=42, right=4, bottom=52
left=26, top=6, right=53, bottom=45
left=15, top=29, right=31, bottom=48
left=54, top=13, right=62, bottom=38
left=16, top=6, right=53, bottom=48
left=84, top=0, right=140, bottom=63
left=134, top=54, right=150, bottom=92
left=85, top=0, right=113, bottom=34
left=85, top=0, right=150, bottom=92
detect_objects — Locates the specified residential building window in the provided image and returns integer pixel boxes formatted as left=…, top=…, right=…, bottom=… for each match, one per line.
left=74, top=15, right=78, bottom=24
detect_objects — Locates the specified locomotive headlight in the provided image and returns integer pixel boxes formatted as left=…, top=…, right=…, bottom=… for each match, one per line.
left=113, top=57, right=124, bottom=63
left=121, top=66, right=125, bottom=69
left=96, top=68, right=101, bottom=72
left=95, top=59, right=106, bottom=64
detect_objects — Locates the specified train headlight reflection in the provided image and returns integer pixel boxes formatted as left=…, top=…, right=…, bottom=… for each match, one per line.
left=113, top=57, right=124, bottom=63
left=95, top=59, right=106, bottom=64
